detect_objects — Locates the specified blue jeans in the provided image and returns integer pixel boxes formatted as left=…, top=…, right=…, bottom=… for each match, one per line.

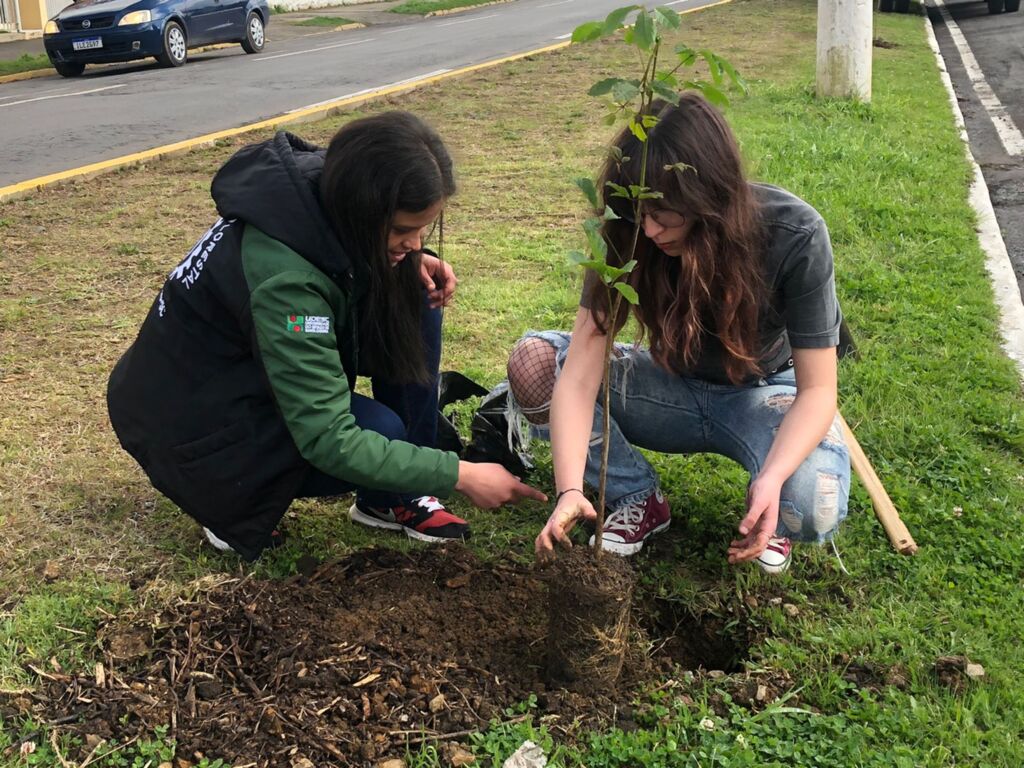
left=297, top=298, right=443, bottom=509
left=522, top=331, right=850, bottom=543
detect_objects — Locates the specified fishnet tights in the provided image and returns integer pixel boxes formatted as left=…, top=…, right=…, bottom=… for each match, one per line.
left=507, top=337, right=557, bottom=425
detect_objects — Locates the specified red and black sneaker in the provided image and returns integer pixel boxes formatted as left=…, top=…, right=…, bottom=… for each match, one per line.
left=348, top=496, right=470, bottom=543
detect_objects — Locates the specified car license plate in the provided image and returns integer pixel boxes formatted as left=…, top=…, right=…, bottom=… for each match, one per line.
left=72, top=37, right=102, bottom=51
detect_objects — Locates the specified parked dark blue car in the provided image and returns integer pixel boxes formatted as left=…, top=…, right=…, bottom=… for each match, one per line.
left=43, top=0, right=269, bottom=77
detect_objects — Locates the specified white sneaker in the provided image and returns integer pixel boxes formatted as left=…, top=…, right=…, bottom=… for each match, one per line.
left=757, top=536, right=792, bottom=574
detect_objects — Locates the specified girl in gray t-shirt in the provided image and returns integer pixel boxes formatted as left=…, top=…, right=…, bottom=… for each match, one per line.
left=509, top=93, right=851, bottom=574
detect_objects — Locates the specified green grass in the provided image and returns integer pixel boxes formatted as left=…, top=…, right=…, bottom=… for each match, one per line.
left=0, top=54, right=52, bottom=76
left=2, top=0, right=1024, bottom=765
left=391, top=0, right=502, bottom=15
left=292, top=15, right=358, bottom=26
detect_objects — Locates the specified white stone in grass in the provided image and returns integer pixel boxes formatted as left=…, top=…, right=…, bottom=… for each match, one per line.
left=699, top=718, right=716, bottom=731
left=503, top=740, right=547, bottom=768
left=965, top=663, right=986, bottom=679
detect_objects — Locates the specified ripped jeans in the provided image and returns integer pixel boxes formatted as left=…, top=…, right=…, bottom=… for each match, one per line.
left=522, top=331, right=850, bottom=544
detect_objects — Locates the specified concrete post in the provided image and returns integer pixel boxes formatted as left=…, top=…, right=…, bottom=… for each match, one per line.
left=816, top=0, right=873, bottom=102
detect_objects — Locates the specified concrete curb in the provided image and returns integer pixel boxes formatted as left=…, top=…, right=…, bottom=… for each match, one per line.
left=0, top=41, right=570, bottom=203
left=0, top=42, right=238, bottom=85
left=923, top=4, right=1024, bottom=381
left=425, top=0, right=514, bottom=18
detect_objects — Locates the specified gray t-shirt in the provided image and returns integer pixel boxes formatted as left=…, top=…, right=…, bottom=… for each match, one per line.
left=581, top=183, right=842, bottom=383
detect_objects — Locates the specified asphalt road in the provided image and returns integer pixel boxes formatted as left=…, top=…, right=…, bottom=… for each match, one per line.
left=927, top=0, right=1024, bottom=298
left=0, top=0, right=720, bottom=187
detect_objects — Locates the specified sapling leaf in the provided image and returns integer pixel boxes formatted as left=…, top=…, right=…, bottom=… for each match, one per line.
left=701, top=50, right=725, bottom=86
left=653, top=6, right=681, bottom=28
left=588, top=77, right=623, bottom=97
left=641, top=114, right=659, bottom=128
left=580, top=259, right=611, bottom=274
left=633, top=9, right=655, bottom=50
left=611, top=80, right=641, bottom=104
left=606, top=181, right=630, bottom=199
left=717, top=56, right=748, bottom=93
left=602, top=205, right=621, bottom=221
left=575, top=177, right=599, bottom=210
left=697, top=82, right=729, bottom=107
left=614, top=282, right=640, bottom=304
left=675, top=43, right=697, bottom=66
left=651, top=78, right=680, bottom=104
left=567, top=250, right=588, bottom=265
left=571, top=21, right=605, bottom=43
left=655, top=70, right=679, bottom=87
left=602, top=4, right=639, bottom=35
left=664, top=161, right=694, bottom=175
left=628, top=118, right=647, bottom=141
left=583, top=218, right=608, bottom=259
left=603, top=112, right=619, bottom=126
left=621, top=258, right=638, bottom=273
left=608, top=145, right=624, bottom=163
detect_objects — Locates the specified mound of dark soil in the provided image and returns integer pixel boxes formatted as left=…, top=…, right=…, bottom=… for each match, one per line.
left=12, top=546, right=765, bottom=766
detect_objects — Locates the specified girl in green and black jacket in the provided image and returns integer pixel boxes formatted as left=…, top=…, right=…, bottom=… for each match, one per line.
left=108, top=111, right=544, bottom=561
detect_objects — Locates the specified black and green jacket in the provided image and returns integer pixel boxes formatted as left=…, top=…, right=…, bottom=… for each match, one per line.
left=107, top=132, right=459, bottom=560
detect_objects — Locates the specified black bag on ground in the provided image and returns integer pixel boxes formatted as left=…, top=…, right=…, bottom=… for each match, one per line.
left=437, top=372, right=533, bottom=477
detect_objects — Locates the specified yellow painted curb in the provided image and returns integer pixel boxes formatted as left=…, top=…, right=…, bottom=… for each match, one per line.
left=426, top=0, right=514, bottom=18
left=0, top=0, right=735, bottom=203
left=335, top=22, right=366, bottom=30
left=0, top=68, right=52, bottom=84
left=0, top=42, right=238, bottom=86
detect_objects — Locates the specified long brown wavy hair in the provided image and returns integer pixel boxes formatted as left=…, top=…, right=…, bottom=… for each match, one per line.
left=589, top=93, right=766, bottom=384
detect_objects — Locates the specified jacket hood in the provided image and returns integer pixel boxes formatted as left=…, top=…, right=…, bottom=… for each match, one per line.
left=211, top=132, right=352, bottom=280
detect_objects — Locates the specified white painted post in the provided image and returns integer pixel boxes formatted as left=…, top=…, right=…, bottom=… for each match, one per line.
left=816, top=0, right=873, bottom=102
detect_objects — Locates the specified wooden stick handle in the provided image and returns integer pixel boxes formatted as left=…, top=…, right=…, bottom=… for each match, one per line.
left=838, top=412, right=918, bottom=556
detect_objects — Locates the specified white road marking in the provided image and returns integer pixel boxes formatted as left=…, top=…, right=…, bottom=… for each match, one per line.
left=932, top=0, right=1024, bottom=156
left=0, top=83, right=125, bottom=109
left=539, top=0, right=574, bottom=7
left=554, top=32, right=573, bottom=39
left=437, top=13, right=499, bottom=26
left=0, top=84, right=78, bottom=103
left=255, top=37, right=376, bottom=61
left=285, top=69, right=452, bottom=113
left=924, top=5, right=1024, bottom=378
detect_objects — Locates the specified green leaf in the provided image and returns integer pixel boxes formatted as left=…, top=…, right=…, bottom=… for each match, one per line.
left=602, top=205, right=621, bottom=221
left=608, top=145, right=624, bottom=163
left=641, top=114, right=659, bottom=128
left=602, top=4, right=639, bottom=35
left=614, top=282, right=640, bottom=304
left=588, top=77, right=621, bottom=96
left=654, top=6, right=681, bottom=29
left=571, top=20, right=604, bottom=43
left=697, top=82, right=729, bottom=107
left=654, top=70, right=679, bottom=88
left=701, top=50, right=725, bottom=86
left=603, top=112, right=619, bottom=126
left=717, top=56, right=748, bottom=93
left=651, top=78, right=680, bottom=105
left=567, top=250, right=588, bottom=265
left=574, top=177, right=599, bottom=209
left=582, top=259, right=614, bottom=276
left=675, top=43, right=697, bottom=66
left=583, top=217, right=608, bottom=259
left=605, top=181, right=630, bottom=198
left=628, top=118, right=647, bottom=142
left=633, top=9, right=655, bottom=51
left=621, top=259, right=638, bottom=273
left=611, top=79, right=641, bottom=104
left=664, top=161, right=694, bottom=175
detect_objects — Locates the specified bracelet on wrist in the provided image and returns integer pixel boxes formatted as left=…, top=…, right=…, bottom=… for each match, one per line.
left=556, top=488, right=585, bottom=502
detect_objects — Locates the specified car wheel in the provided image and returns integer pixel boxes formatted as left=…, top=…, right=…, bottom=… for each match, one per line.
left=1005, top=0, right=1019, bottom=11
left=156, top=20, right=188, bottom=67
left=241, top=11, right=265, bottom=54
left=52, top=60, right=85, bottom=77
left=987, top=0, right=1004, bottom=12
left=893, top=0, right=909, bottom=10
left=878, top=0, right=895, bottom=11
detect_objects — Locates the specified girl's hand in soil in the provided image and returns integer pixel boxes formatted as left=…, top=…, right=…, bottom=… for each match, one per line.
left=535, top=490, right=597, bottom=557
left=728, top=474, right=782, bottom=564
left=419, top=253, right=457, bottom=308
left=455, top=460, right=547, bottom=509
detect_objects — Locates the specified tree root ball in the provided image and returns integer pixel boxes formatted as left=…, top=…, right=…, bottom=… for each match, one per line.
left=544, top=547, right=636, bottom=693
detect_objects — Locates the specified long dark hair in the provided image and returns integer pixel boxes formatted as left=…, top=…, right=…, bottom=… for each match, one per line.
left=590, top=93, right=765, bottom=384
left=320, top=111, right=456, bottom=384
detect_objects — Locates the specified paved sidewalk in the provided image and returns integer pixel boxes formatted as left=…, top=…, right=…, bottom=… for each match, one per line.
left=0, top=0, right=413, bottom=63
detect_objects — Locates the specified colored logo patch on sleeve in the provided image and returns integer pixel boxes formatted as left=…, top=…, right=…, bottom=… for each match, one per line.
left=286, top=314, right=330, bottom=334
